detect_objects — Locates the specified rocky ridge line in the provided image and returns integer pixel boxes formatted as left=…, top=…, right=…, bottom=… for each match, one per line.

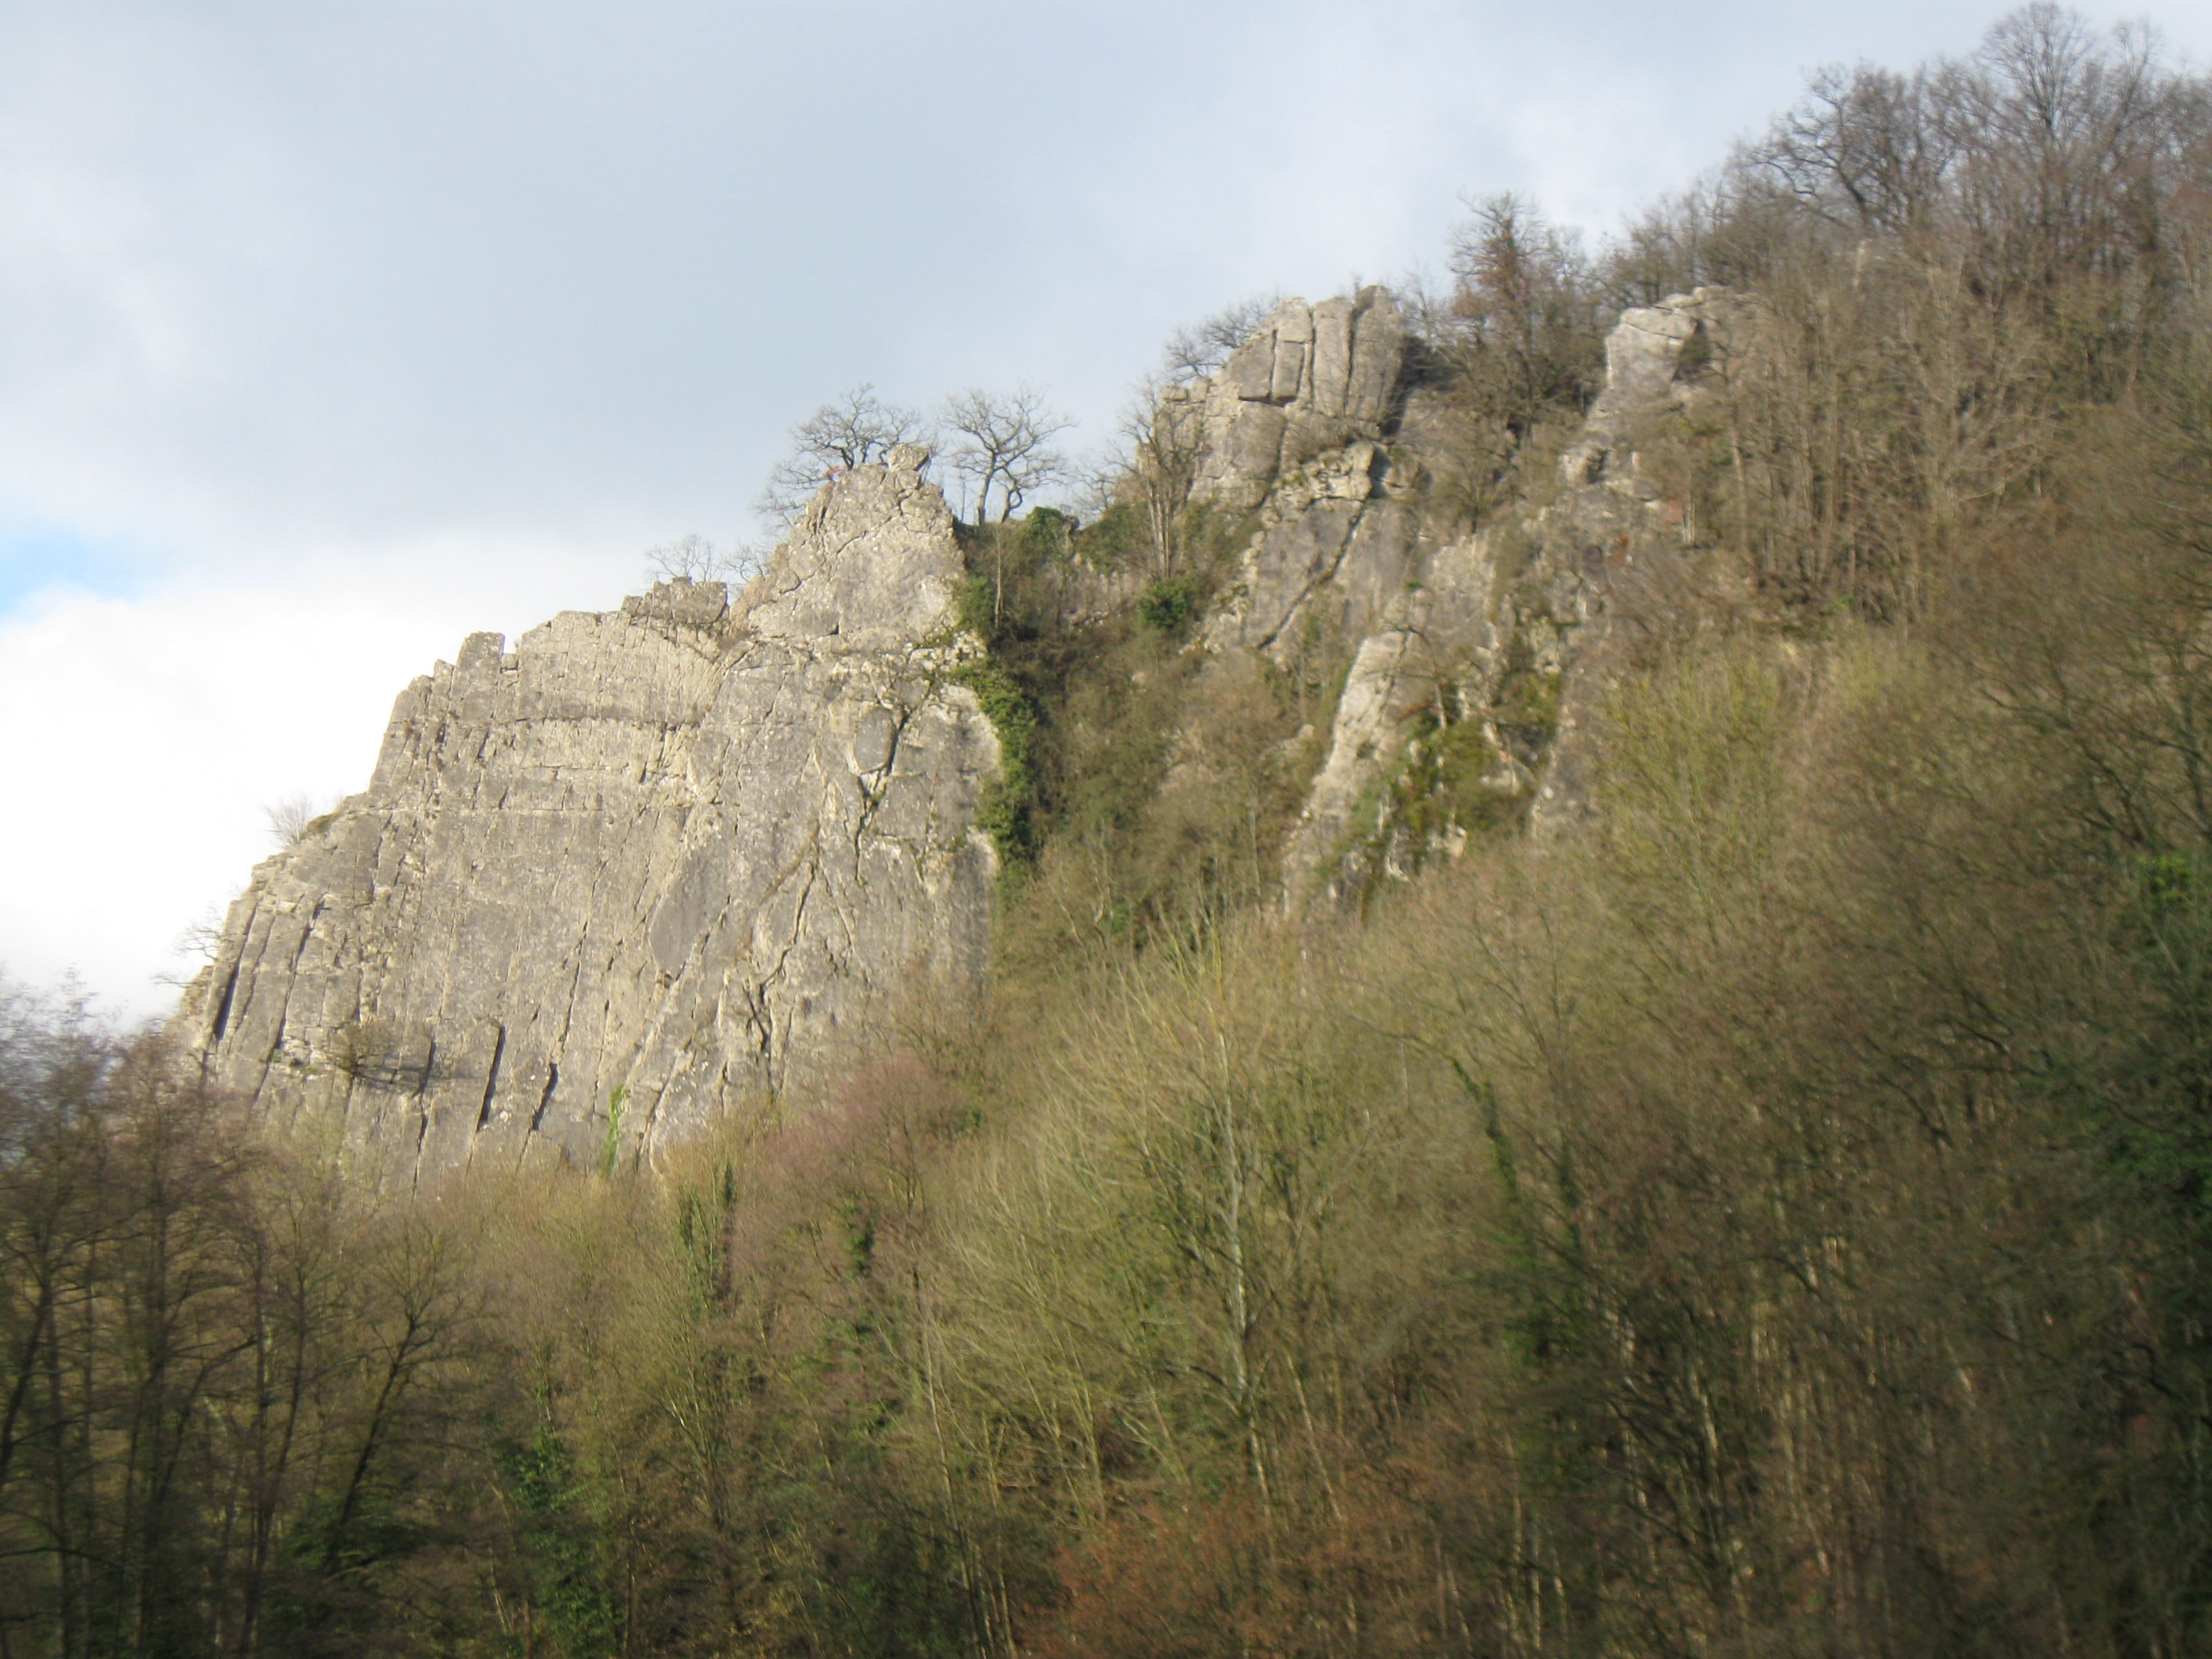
left=1169, top=284, right=1750, bottom=901
left=180, top=447, right=1001, bottom=1181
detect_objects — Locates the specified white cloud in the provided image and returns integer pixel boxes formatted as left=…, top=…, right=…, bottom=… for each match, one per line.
left=0, top=539, right=626, bottom=1018
left=4, top=0, right=2208, bottom=1014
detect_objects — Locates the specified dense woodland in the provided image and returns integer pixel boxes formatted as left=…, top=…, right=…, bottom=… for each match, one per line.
left=10, top=7, right=2212, bottom=1654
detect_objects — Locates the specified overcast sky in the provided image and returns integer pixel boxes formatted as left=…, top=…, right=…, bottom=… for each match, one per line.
left=4, top=0, right=2207, bottom=1017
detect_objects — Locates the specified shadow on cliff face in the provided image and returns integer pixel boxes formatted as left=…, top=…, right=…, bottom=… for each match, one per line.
left=321, top=1019, right=463, bottom=1096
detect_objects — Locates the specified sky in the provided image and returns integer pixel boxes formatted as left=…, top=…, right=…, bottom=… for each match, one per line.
left=4, top=0, right=2209, bottom=1018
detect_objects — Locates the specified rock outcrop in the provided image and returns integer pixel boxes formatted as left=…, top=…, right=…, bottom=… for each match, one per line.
left=1170, top=286, right=1748, bottom=901
left=1559, top=287, right=1752, bottom=495
left=1165, top=286, right=1407, bottom=513
left=180, top=447, right=1001, bottom=1179
left=180, top=285, right=1753, bottom=1176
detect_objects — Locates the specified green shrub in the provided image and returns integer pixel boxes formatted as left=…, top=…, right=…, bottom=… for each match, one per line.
left=955, top=571, right=996, bottom=638
left=950, top=659, right=1040, bottom=872
left=1074, top=501, right=1150, bottom=571
left=1137, top=577, right=1200, bottom=634
left=1019, top=505, right=1071, bottom=560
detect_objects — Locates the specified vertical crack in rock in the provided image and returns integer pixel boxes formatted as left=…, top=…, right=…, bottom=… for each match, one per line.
left=208, top=963, right=239, bottom=1046
left=529, top=1062, right=559, bottom=1134
left=475, top=1023, right=506, bottom=1132
left=178, top=447, right=998, bottom=1178
left=753, top=830, right=825, bottom=1088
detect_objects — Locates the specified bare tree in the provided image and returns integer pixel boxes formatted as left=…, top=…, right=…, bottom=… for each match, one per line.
left=1749, top=63, right=1959, bottom=235
left=1071, top=298, right=1277, bottom=577
left=757, top=384, right=926, bottom=526
left=1446, top=192, right=1604, bottom=440
left=644, top=533, right=762, bottom=588
left=939, top=386, right=1073, bottom=525
left=1115, top=380, right=1204, bottom=579
left=1160, top=295, right=1277, bottom=384
left=1065, top=446, right=1134, bottom=525
left=155, top=906, right=228, bottom=989
left=1949, top=6, right=2191, bottom=300
left=264, top=795, right=331, bottom=848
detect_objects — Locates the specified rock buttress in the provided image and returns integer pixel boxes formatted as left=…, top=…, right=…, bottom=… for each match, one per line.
left=178, top=447, right=999, bottom=1180
left=1164, top=287, right=1751, bottom=903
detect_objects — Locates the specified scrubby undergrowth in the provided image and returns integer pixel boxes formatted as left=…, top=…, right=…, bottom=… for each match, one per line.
left=7, top=9, right=2212, bottom=1656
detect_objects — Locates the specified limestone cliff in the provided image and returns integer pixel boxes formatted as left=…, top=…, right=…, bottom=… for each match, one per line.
left=179, top=447, right=1000, bottom=1179
left=1171, top=285, right=1749, bottom=902
left=180, top=287, right=1748, bottom=1174
left=1163, top=287, right=1407, bottom=513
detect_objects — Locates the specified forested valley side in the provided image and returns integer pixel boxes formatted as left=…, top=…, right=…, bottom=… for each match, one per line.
left=8, top=9, right=2212, bottom=1656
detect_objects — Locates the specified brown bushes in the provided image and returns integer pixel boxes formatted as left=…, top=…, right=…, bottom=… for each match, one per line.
left=6, top=12, right=2212, bottom=1655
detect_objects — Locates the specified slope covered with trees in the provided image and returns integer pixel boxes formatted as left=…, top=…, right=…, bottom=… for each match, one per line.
left=6, top=7, right=2212, bottom=1654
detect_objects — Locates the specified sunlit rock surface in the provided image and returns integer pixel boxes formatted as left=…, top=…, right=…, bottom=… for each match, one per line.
left=180, top=447, right=1000, bottom=1179
left=1179, top=286, right=1749, bottom=900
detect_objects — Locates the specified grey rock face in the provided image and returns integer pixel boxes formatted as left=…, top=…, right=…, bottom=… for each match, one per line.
left=1533, top=287, right=1752, bottom=835
left=1176, top=285, right=1743, bottom=900
left=1559, top=287, right=1753, bottom=492
left=1204, top=443, right=1410, bottom=661
left=179, top=450, right=1000, bottom=1180
left=1168, top=287, right=1408, bottom=513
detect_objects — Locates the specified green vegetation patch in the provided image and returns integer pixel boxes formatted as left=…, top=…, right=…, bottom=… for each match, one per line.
left=949, top=656, right=1040, bottom=872
left=1075, top=500, right=1151, bottom=571
left=1491, top=661, right=1562, bottom=760
left=1136, top=575, right=1200, bottom=634
left=1393, top=710, right=1528, bottom=844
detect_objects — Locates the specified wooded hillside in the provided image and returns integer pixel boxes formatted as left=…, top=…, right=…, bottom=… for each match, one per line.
left=6, top=8, right=2212, bottom=1654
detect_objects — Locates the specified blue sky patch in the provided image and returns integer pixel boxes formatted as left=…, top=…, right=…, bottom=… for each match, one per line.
left=0, top=516, right=150, bottom=616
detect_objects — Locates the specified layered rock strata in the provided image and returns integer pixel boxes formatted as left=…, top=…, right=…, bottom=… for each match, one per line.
left=180, top=448, right=1000, bottom=1179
